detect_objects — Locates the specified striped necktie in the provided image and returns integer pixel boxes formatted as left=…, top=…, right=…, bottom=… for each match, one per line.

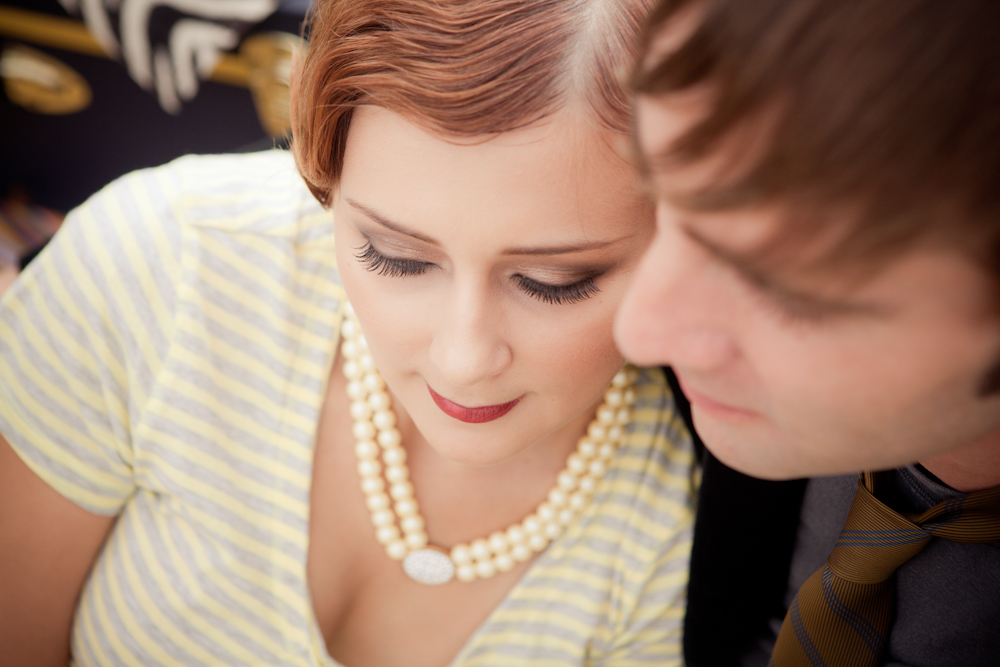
left=770, top=471, right=1000, bottom=667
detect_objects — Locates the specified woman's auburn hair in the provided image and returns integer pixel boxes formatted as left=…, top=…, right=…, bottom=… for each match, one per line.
left=293, top=0, right=652, bottom=207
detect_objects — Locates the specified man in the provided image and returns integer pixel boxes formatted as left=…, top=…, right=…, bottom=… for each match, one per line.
left=615, top=0, right=1000, bottom=665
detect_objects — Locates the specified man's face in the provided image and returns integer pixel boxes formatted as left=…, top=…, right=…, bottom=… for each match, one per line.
left=615, top=94, right=1000, bottom=480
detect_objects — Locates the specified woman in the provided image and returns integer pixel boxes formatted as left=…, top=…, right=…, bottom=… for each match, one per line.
left=0, top=1, right=697, bottom=665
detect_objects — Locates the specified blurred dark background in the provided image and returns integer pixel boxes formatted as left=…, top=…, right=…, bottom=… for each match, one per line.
left=0, top=0, right=309, bottom=267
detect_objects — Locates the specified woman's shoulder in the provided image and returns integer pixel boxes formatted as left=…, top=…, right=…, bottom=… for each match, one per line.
left=149, top=149, right=330, bottom=241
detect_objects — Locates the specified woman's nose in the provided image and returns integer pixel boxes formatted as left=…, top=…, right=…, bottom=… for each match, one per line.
left=428, top=286, right=513, bottom=388
left=615, top=217, right=739, bottom=371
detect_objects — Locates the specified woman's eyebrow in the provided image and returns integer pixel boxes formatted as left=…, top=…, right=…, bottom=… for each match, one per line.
left=501, top=237, right=627, bottom=256
left=349, top=198, right=628, bottom=256
left=348, top=199, right=440, bottom=245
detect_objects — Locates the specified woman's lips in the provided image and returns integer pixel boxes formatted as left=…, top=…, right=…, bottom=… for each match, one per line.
left=427, top=385, right=522, bottom=424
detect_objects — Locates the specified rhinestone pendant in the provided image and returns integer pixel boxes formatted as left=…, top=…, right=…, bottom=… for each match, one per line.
left=402, top=547, right=455, bottom=585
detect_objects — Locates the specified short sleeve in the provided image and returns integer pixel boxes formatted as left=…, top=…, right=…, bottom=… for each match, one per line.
left=0, top=167, right=181, bottom=515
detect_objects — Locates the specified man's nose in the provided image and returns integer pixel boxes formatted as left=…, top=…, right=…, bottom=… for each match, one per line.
left=615, top=214, right=739, bottom=371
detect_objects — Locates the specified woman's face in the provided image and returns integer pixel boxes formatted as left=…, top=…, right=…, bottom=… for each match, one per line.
left=332, top=107, right=653, bottom=466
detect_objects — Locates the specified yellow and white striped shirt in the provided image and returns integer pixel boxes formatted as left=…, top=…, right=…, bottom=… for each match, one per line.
left=0, top=150, right=697, bottom=666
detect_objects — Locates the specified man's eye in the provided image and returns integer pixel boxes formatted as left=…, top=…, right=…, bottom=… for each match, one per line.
left=513, top=274, right=601, bottom=305
left=355, top=242, right=430, bottom=277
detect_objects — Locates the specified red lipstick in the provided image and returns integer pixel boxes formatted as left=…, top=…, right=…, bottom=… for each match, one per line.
left=427, top=385, right=521, bottom=423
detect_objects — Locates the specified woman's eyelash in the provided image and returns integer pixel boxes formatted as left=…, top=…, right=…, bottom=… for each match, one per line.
left=357, top=240, right=601, bottom=305
left=355, top=242, right=430, bottom=277
left=515, top=274, right=601, bottom=305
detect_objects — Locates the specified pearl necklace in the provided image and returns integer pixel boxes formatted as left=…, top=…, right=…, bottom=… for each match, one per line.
left=339, top=304, right=637, bottom=585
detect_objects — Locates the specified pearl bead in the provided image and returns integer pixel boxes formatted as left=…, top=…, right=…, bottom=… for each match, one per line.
left=386, top=540, right=408, bottom=560
left=597, top=406, right=616, bottom=424
left=341, top=318, right=358, bottom=338
left=474, top=560, right=496, bottom=579
left=528, top=533, right=548, bottom=552
left=395, top=499, right=418, bottom=517
left=588, top=459, right=607, bottom=477
left=405, top=532, right=429, bottom=549
left=604, top=387, right=624, bottom=407
left=357, top=459, right=381, bottom=478
left=578, top=440, right=598, bottom=458
left=505, top=525, right=526, bottom=545
left=612, top=369, right=630, bottom=387
left=352, top=421, right=376, bottom=441
left=578, top=476, right=597, bottom=494
left=548, top=488, right=568, bottom=508
left=363, top=372, right=385, bottom=392
left=371, top=509, right=395, bottom=527
left=346, top=380, right=366, bottom=401
left=389, top=482, right=413, bottom=501
left=544, top=522, right=562, bottom=539
left=385, top=465, right=409, bottom=484
left=359, top=354, right=375, bottom=372
left=511, top=543, right=532, bottom=562
left=522, top=515, right=542, bottom=535
left=367, top=391, right=390, bottom=411
left=350, top=400, right=373, bottom=421
left=450, top=544, right=472, bottom=565
left=372, top=410, right=396, bottom=430
left=569, top=492, right=587, bottom=510
left=400, top=515, right=424, bottom=533
left=377, top=428, right=402, bottom=449
left=598, top=443, right=615, bottom=460
left=557, top=471, right=578, bottom=491
left=537, top=503, right=556, bottom=522
left=588, top=423, right=608, bottom=441
left=361, top=477, right=384, bottom=494
left=567, top=454, right=587, bottom=476
left=344, top=302, right=355, bottom=317
left=341, top=340, right=360, bottom=359
left=357, top=334, right=368, bottom=350
left=354, top=441, right=378, bottom=460
left=343, top=360, right=363, bottom=380
left=557, top=508, right=575, bottom=526
left=382, top=444, right=406, bottom=465
left=616, top=408, right=631, bottom=424
left=495, top=553, right=515, bottom=572
left=456, top=564, right=477, bottom=582
left=623, top=388, right=636, bottom=405
left=376, top=525, right=400, bottom=544
left=470, top=539, right=492, bottom=562
left=607, top=425, right=623, bottom=442
left=365, top=493, right=390, bottom=511
left=488, top=532, right=509, bottom=554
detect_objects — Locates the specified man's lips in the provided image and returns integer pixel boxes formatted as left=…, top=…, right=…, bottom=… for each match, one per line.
left=675, top=376, right=757, bottom=419
left=427, top=385, right=522, bottom=424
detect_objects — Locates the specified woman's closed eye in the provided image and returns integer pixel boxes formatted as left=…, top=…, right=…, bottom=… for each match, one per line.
left=356, top=241, right=431, bottom=277
left=356, top=241, right=602, bottom=305
left=513, top=274, right=600, bottom=305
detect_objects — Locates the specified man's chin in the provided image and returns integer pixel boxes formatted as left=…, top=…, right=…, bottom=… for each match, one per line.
left=692, top=414, right=816, bottom=481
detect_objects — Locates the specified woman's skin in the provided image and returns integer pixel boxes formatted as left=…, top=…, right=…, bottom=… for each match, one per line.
left=310, top=107, right=653, bottom=666
left=0, top=106, right=653, bottom=667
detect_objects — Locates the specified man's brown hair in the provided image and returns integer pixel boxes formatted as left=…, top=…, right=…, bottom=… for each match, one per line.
left=633, top=0, right=1000, bottom=277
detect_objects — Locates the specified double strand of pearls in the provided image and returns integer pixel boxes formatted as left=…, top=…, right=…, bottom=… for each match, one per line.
left=340, top=304, right=638, bottom=583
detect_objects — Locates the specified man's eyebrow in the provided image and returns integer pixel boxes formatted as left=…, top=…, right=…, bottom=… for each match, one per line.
left=348, top=198, right=628, bottom=256
left=682, top=226, right=886, bottom=316
left=348, top=199, right=440, bottom=246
